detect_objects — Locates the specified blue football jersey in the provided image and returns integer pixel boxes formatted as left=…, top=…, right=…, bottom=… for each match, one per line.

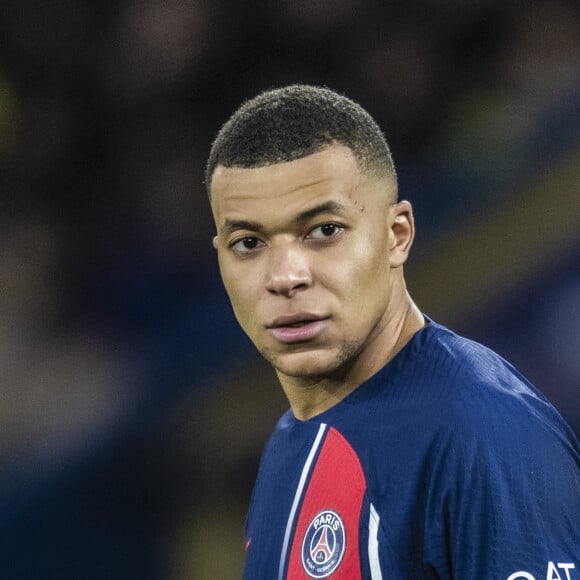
left=243, top=320, right=580, bottom=579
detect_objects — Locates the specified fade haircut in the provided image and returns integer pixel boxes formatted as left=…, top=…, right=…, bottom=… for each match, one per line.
left=205, top=85, right=397, bottom=196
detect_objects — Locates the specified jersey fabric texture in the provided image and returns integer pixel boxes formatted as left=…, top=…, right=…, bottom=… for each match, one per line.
left=243, top=319, right=580, bottom=580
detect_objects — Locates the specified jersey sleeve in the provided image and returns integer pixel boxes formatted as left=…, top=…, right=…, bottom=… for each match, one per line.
left=423, top=396, right=580, bottom=580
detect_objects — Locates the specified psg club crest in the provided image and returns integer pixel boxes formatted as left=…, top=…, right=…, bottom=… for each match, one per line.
left=301, top=510, right=346, bottom=578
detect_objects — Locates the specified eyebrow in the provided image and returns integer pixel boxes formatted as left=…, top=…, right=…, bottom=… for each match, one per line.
left=297, top=200, right=347, bottom=221
left=220, top=200, right=348, bottom=236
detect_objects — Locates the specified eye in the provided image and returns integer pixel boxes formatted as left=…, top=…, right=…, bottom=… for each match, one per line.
left=230, top=236, right=264, bottom=254
left=307, top=223, right=344, bottom=240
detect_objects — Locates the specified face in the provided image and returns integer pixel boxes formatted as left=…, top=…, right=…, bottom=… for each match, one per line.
left=210, top=144, right=413, bottom=383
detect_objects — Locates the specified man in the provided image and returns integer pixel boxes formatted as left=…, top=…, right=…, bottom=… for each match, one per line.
left=206, top=85, right=579, bottom=579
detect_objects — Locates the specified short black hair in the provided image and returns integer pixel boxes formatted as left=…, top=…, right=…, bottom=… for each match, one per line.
left=205, top=85, right=396, bottom=195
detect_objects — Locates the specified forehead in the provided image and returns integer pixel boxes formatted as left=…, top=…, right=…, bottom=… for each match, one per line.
left=210, top=145, right=365, bottom=224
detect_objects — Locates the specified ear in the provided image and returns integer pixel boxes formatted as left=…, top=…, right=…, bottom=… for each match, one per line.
left=388, top=201, right=415, bottom=268
left=212, top=235, right=219, bottom=249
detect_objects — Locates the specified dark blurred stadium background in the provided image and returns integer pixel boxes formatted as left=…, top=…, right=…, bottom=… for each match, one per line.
left=0, top=0, right=578, bottom=578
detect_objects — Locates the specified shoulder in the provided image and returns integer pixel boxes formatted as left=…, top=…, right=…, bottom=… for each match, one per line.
left=422, top=330, right=579, bottom=517
left=408, top=321, right=579, bottom=468
left=422, top=322, right=569, bottom=427
left=422, top=331, right=580, bottom=570
left=419, top=319, right=528, bottom=391
left=334, top=320, right=578, bottom=466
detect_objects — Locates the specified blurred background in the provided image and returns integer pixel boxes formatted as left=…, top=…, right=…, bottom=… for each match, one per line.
left=0, top=0, right=578, bottom=577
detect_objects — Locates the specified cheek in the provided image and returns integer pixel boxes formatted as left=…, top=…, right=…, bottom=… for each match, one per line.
left=220, top=263, right=260, bottom=324
left=329, top=239, right=389, bottom=286
left=325, top=244, right=391, bottom=317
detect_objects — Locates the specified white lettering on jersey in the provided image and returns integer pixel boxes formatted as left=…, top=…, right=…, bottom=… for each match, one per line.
left=553, top=563, right=575, bottom=580
left=506, top=562, right=575, bottom=580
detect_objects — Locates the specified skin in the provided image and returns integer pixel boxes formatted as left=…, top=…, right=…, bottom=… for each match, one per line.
left=210, top=143, right=424, bottom=420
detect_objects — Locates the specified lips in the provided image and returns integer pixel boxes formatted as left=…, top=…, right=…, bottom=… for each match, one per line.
left=267, top=313, right=328, bottom=344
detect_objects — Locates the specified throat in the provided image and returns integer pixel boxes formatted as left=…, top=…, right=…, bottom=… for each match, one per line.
left=279, top=374, right=359, bottom=421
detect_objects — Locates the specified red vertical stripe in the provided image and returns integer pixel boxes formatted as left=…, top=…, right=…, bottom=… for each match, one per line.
left=286, top=427, right=366, bottom=579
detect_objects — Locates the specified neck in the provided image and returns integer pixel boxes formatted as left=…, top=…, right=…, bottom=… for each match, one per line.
left=279, top=295, right=425, bottom=421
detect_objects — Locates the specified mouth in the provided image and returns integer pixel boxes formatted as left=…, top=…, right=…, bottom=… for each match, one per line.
left=267, top=313, right=329, bottom=344
left=269, top=313, right=325, bottom=327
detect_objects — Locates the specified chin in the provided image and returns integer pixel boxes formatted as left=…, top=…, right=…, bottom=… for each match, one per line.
left=263, top=344, right=358, bottom=380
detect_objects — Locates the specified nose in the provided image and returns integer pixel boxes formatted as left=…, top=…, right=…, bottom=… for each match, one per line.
left=266, top=241, right=312, bottom=297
